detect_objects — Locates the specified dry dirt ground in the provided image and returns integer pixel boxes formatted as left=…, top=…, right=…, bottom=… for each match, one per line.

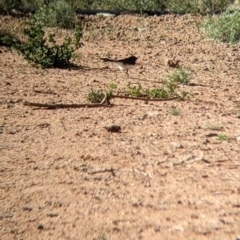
left=1, top=14, right=240, bottom=240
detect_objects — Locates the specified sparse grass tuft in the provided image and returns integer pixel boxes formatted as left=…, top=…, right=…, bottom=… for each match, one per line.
left=125, top=68, right=192, bottom=100
left=126, top=83, right=146, bottom=98
left=109, top=83, right=118, bottom=89
left=169, top=108, right=181, bottom=116
left=216, top=134, right=229, bottom=141
left=126, top=83, right=172, bottom=99
left=87, top=89, right=105, bottom=103
left=166, top=68, right=192, bottom=86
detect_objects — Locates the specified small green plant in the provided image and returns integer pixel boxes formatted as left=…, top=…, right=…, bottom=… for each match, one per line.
left=179, top=90, right=191, bottom=99
left=126, top=83, right=146, bottom=97
left=167, top=68, right=192, bottom=86
left=109, top=83, right=118, bottom=89
left=147, top=88, right=169, bottom=99
left=125, top=75, right=191, bottom=99
left=203, top=10, right=240, bottom=44
left=87, top=89, right=105, bottom=103
left=169, top=108, right=181, bottom=116
left=165, top=80, right=178, bottom=94
left=216, top=134, right=229, bottom=141
left=126, top=84, right=167, bottom=98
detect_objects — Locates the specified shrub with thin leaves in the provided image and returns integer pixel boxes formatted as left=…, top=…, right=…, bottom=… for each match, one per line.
left=166, top=0, right=234, bottom=14
left=33, top=1, right=76, bottom=29
left=167, top=68, right=192, bottom=85
left=74, top=0, right=166, bottom=12
left=203, top=10, right=240, bottom=44
left=0, top=29, right=21, bottom=47
left=166, top=0, right=199, bottom=14
left=15, top=21, right=83, bottom=68
left=199, top=0, right=235, bottom=14
left=0, top=0, right=45, bottom=14
left=87, top=89, right=105, bottom=103
left=0, top=0, right=236, bottom=15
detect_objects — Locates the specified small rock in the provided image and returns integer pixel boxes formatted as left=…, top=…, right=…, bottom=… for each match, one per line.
left=104, top=125, right=121, bottom=133
left=37, top=224, right=44, bottom=230
left=172, top=225, right=184, bottom=232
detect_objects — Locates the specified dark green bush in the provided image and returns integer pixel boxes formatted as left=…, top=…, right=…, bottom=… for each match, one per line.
left=0, top=0, right=44, bottom=14
left=166, top=0, right=234, bottom=14
left=15, top=21, right=83, bottom=68
left=0, top=29, right=21, bottom=47
left=0, top=0, right=236, bottom=15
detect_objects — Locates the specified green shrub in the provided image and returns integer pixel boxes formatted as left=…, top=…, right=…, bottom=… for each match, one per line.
left=87, top=89, right=105, bottom=103
left=166, top=0, right=234, bottom=14
left=166, top=0, right=199, bottom=14
left=33, top=1, right=76, bottom=29
left=0, top=0, right=45, bottom=14
left=0, top=29, right=21, bottom=47
left=0, top=0, right=235, bottom=15
left=74, top=0, right=166, bottom=12
left=167, top=68, right=192, bottom=85
left=203, top=10, right=240, bottom=44
left=15, top=21, right=83, bottom=68
left=199, top=0, right=235, bottom=14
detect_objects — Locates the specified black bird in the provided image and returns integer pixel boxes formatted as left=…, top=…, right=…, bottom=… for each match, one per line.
left=100, top=56, right=137, bottom=77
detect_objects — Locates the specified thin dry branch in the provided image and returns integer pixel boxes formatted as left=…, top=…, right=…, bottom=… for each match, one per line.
left=23, top=91, right=179, bottom=109
left=112, top=95, right=177, bottom=101
left=23, top=101, right=111, bottom=109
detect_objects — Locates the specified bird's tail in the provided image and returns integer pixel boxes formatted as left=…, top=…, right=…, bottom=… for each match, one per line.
left=100, top=57, right=116, bottom=62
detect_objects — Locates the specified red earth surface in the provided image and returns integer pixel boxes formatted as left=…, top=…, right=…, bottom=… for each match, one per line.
left=1, top=14, right=240, bottom=240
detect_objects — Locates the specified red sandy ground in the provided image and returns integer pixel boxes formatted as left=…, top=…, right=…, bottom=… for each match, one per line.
left=1, top=14, right=240, bottom=240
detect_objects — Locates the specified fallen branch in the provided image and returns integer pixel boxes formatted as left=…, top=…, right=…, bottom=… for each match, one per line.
left=23, top=91, right=180, bottom=109
left=112, top=95, right=177, bottom=101
left=23, top=101, right=111, bottom=109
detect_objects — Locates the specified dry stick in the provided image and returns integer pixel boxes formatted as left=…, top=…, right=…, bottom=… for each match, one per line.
left=112, top=95, right=177, bottom=101
left=23, top=93, right=177, bottom=109
left=23, top=94, right=111, bottom=109
left=23, top=101, right=111, bottom=108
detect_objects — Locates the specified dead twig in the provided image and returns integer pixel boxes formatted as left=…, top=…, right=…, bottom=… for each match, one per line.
left=89, top=167, right=116, bottom=176
left=23, top=90, right=179, bottom=109
left=112, top=95, right=177, bottom=101
left=23, top=100, right=112, bottom=109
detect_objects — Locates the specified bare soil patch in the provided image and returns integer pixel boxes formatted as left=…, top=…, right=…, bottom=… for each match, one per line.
left=1, top=14, right=240, bottom=240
